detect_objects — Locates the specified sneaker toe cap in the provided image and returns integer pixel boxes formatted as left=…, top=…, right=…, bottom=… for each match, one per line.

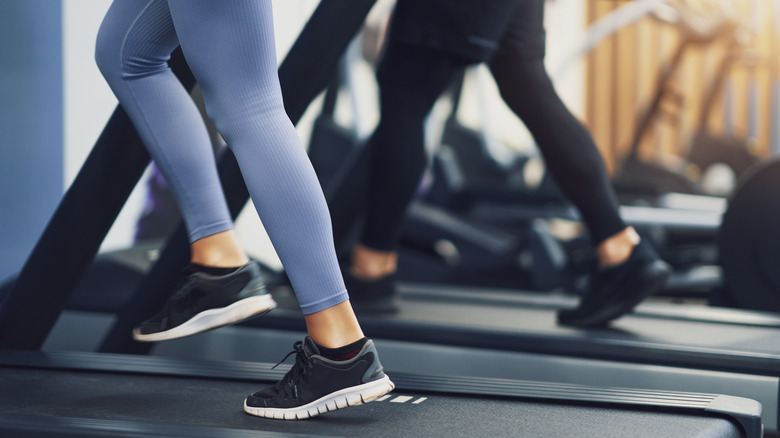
left=245, top=394, right=269, bottom=408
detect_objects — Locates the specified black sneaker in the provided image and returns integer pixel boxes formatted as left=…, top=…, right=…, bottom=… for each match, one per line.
left=343, top=270, right=399, bottom=315
left=557, top=242, right=671, bottom=327
left=244, top=337, right=395, bottom=420
left=133, top=261, right=276, bottom=342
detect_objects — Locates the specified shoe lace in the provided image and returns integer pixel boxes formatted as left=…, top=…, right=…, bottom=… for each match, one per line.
left=272, top=341, right=312, bottom=400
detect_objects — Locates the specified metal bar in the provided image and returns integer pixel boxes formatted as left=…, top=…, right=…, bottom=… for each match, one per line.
left=0, top=50, right=195, bottom=350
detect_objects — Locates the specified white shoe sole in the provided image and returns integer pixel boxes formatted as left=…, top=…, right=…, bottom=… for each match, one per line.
left=132, top=294, right=277, bottom=342
left=243, top=375, right=395, bottom=420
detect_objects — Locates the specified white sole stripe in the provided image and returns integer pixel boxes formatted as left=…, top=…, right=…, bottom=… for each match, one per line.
left=133, top=294, right=277, bottom=342
left=243, top=375, right=395, bottom=420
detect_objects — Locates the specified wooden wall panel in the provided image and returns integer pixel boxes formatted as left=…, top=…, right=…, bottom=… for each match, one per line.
left=587, top=0, right=619, bottom=171
left=585, top=0, right=777, bottom=173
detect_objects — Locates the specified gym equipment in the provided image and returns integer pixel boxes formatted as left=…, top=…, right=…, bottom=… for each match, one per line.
left=308, top=78, right=358, bottom=188
left=395, top=201, right=572, bottom=292
left=307, top=45, right=366, bottom=190
left=0, top=350, right=762, bottom=438
left=1, top=2, right=776, bottom=434
left=718, top=157, right=780, bottom=312
left=425, top=72, right=566, bottom=211
left=22, top=263, right=777, bottom=434
left=614, top=0, right=760, bottom=200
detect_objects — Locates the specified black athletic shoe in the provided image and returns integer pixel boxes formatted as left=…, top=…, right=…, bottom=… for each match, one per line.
left=244, top=337, right=395, bottom=420
left=133, top=261, right=276, bottom=342
left=557, top=242, right=671, bottom=327
left=343, top=270, right=399, bottom=314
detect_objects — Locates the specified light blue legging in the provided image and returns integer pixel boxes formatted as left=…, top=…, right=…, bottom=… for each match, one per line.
left=95, top=0, right=348, bottom=314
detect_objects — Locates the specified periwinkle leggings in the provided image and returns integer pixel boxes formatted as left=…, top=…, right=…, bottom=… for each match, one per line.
left=95, top=0, right=347, bottom=314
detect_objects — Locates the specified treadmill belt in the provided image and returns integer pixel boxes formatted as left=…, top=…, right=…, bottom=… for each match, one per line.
left=0, top=366, right=745, bottom=438
left=258, top=285, right=780, bottom=377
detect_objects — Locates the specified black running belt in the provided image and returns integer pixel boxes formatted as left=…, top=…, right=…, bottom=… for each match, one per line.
left=0, top=350, right=761, bottom=438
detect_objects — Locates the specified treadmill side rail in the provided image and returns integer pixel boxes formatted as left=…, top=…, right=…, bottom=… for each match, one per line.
left=706, top=395, right=763, bottom=438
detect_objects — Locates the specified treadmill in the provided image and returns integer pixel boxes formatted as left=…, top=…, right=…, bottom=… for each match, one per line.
left=0, top=1, right=767, bottom=436
left=0, top=349, right=763, bottom=438
left=41, top=240, right=779, bottom=432
left=33, top=256, right=780, bottom=434
left=148, top=281, right=780, bottom=433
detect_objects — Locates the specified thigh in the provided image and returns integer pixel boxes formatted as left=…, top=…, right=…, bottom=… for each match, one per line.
left=376, top=39, right=466, bottom=111
left=166, top=0, right=282, bottom=107
left=390, top=0, right=518, bottom=63
left=496, top=0, right=547, bottom=59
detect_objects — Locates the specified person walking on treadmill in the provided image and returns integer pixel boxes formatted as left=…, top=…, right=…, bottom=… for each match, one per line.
left=95, top=0, right=393, bottom=419
left=343, top=0, right=671, bottom=327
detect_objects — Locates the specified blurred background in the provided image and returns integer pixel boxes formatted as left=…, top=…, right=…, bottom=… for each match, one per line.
left=2, top=0, right=779, bottom=305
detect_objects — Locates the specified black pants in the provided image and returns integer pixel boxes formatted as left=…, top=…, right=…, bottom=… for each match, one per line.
left=359, top=1, right=626, bottom=252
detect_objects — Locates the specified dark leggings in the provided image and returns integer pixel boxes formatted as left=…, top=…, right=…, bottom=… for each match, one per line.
left=488, top=51, right=625, bottom=244
left=359, top=42, right=468, bottom=251
left=359, top=38, right=626, bottom=251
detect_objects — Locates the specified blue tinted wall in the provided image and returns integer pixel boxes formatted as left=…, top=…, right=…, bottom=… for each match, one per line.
left=0, top=1, right=63, bottom=283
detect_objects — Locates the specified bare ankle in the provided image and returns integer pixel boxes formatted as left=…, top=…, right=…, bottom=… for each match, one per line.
left=350, top=244, right=397, bottom=280
left=596, top=227, right=640, bottom=268
left=190, top=230, right=250, bottom=267
left=305, top=301, right=365, bottom=348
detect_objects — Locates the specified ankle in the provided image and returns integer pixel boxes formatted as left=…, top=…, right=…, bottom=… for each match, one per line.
left=190, top=256, right=249, bottom=268
left=596, top=227, right=640, bottom=268
left=315, top=337, right=367, bottom=361
left=190, top=230, right=250, bottom=268
left=305, top=302, right=365, bottom=348
left=350, top=244, right=397, bottom=280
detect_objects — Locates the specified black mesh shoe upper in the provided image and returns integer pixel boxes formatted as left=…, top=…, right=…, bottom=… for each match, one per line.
left=136, top=260, right=268, bottom=335
left=246, top=337, right=386, bottom=409
left=558, top=242, right=671, bottom=327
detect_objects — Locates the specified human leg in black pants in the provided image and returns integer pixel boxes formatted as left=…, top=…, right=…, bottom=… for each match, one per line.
left=347, top=0, right=669, bottom=325
left=344, top=39, right=468, bottom=313
left=488, top=1, right=670, bottom=326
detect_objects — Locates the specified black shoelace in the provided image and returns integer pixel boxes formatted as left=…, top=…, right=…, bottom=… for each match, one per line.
left=272, top=341, right=313, bottom=400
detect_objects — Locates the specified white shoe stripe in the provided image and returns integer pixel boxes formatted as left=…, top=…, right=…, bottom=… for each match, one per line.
left=243, top=375, right=395, bottom=420
left=132, top=294, right=277, bottom=342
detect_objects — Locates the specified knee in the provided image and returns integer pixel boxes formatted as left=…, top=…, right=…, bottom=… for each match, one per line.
left=95, top=26, right=171, bottom=85
left=94, top=27, right=121, bottom=83
left=206, top=84, right=288, bottom=143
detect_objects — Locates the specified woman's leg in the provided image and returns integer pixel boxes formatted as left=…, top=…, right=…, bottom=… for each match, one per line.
left=164, top=0, right=392, bottom=418
left=488, top=4, right=626, bottom=251
left=96, top=0, right=270, bottom=344
left=96, top=0, right=235, bottom=247
left=359, top=42, right=466, bottom=254
left=344, top=39, right=467, bottom=312
left=489, top=53, right=643, bottom=265
left=489, top=0, right=669, bottom=326
left=165, top=0, right=350, bottom=320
